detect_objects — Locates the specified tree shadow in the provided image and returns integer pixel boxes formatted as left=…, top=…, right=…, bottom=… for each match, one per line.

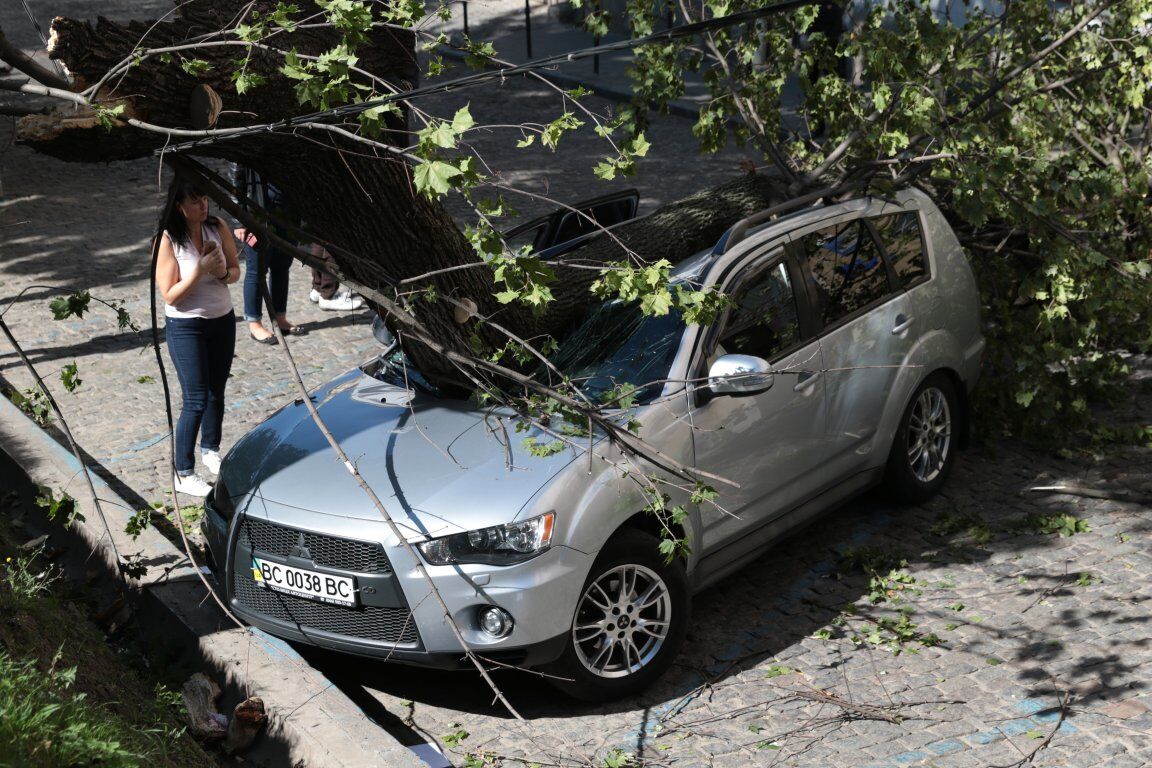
left=303, top=432, right=1151, bottom=744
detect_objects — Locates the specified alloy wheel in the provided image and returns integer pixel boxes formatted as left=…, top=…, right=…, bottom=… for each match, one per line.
left=572, top=564, right=672, bottom=678
left=906, top=386, right=952, bottom=483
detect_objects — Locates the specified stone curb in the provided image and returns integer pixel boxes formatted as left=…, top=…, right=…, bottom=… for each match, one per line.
left=0, top=386, right=426, bottom=768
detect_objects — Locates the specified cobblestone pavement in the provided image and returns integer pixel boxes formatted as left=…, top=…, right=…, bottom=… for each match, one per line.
left=2, top=3, right=1151, bottom=767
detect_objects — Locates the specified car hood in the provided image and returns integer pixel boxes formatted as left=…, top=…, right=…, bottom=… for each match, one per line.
left=224, top=370, right=580, bottom=540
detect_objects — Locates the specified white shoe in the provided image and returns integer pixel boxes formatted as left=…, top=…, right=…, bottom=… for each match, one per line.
left=202, top=449, right=222, bottom=475
left=318, top=288, right=364, bottom=311
left=174, top=472, right=212, bottom=497
left=308, top=288, right=321, bottom=303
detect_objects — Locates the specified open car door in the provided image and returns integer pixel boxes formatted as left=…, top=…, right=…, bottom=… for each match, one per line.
left=503, top=190, right=641, bottom=255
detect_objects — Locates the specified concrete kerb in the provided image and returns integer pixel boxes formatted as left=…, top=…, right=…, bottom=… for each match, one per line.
left=0, top=386, right=426, bottom=768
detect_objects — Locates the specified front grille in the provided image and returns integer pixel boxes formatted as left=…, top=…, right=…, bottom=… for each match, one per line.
left=233, top=572, right=419, bottom=644
left=237, top=517, right=391, bottom=574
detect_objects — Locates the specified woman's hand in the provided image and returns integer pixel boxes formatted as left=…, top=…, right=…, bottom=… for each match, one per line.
left=198, top=241, right=227, bottom=280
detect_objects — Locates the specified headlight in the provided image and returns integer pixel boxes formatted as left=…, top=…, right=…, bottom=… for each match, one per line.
left=417, top=512, right=555, bottom=566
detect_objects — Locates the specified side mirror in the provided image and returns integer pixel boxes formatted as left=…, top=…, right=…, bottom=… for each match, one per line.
left=708, top=354, right=774, bottom=397
left=371, top=314, right=398, bottom=356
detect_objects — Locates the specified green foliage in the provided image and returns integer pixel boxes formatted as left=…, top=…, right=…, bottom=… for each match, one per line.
left=60, top=362, right=82, bottom=393
left=179, top=58, right=210, bottom=76
left=490, top=250, right=556, bottom=312
left=9, top=386, right=53, bottom=426
left=49, top=291, right=91, bottom=320
left=1075, top=571, right=1100, bottom=587
left=411, top=106, right=484, bottom=199
left=0, top=651, right=139, bottom=767
left=442, top=723, right=470, bottom=747
left=623, top=0, right=1152, bottom=445
left=1, top=549, right=60, bottom=604
left=94, top=104, right=126, bottom=131
left=601, top=748, right=636, bottom=768
left=1009, top=513, right=1091, bottom=538
left=125, top=508, right=153, bottom=540
left=930, top=512, right=992, bottom=544
left=523, top=437, right=565, bottom=457
left=36, top=486, right=82, bottom=526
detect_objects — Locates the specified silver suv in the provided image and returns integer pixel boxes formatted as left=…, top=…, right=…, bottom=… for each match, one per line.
left=205, top=187, right=983, bottom=701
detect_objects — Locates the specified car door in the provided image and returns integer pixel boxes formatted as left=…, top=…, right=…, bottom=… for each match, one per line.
left=794, top=213, right=911, bottom=478
left=502, top=189, right=640, bottom=254
left=688, top=248, right=828, bottom=555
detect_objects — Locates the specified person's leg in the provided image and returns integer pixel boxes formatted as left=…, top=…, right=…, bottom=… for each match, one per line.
left=311, top=246, right=363, bottom=310
left=267, top=245, right=298, bottom=332
left=312, top=267, right=340, bottom=301
left=200, top=311, right=237, bottom=457
left=244, top=244, right=276, bottom=341
left=165, top=317, right=209, bottom=476
left=242, top=244, right=264, bottom=322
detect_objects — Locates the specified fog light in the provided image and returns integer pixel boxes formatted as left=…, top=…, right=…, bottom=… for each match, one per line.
left=478, top=606, right=513, bottom=638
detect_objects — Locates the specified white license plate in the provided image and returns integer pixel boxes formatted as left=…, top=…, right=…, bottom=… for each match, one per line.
left=251, top=558, right=356, bottom=607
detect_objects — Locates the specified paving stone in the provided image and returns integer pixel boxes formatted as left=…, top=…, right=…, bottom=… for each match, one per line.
left=3, top=3, right=1151, bottom=768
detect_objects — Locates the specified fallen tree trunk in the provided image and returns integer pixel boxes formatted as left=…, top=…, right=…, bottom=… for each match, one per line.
left=12, top=2, right=784, bottom=389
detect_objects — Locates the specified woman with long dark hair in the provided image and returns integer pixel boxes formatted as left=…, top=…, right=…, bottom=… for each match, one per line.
left=156, top=179, right=240, bottom=496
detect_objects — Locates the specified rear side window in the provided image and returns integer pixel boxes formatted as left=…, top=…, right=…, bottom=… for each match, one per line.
left=718, top=261, right=800, bottom=361
left=872, top=212, right=928, bottom=287
left=552, top=195, right=639, bottom=245
left=801, top=220, right=890, bottom=326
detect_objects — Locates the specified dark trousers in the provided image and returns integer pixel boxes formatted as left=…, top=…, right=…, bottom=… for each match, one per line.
left=166, top=311, right=236, bottom=475
left=242, top=243, right=292, bottom=321
left=310, top=245, right=340, bottom=300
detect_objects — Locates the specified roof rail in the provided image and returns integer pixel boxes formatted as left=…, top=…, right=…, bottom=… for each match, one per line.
left=721, top=180, right=866, bottom=254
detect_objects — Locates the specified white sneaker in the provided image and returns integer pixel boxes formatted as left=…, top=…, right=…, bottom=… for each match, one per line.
left=318, top=288, right=364, bottom=311
left=202, top=449, right=222, bottom=475
left=174, top=472, right=212, bottom=497
left=308, top=288, right=321, bottom=303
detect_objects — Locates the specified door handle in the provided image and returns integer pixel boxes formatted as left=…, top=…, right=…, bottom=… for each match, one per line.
left=793, top=370, right=822, bottom=392
left=892, top=314, right=914, bottom=335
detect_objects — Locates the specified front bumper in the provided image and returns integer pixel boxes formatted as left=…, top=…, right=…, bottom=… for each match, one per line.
left=204, top=499, right=591, bottom=669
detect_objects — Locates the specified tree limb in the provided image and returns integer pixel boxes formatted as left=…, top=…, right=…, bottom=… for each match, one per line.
left=0, top=26, right=70, bottom=89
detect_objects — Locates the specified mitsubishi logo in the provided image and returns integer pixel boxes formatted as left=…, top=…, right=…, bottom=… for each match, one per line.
left=289, top=533, right=312, bottom=561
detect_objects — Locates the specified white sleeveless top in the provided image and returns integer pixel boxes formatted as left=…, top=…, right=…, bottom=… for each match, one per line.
left=163, top=222, right=233, bottom=320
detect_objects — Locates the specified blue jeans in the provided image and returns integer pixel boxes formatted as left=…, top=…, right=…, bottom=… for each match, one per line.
left=242, top=243, right=292, bottom=322
left=166, top=311, right=236, bottom=475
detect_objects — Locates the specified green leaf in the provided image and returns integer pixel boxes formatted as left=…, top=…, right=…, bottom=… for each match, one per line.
left=49, top=291, right=91, bottom=320
left=593, top=160, right=618, bottom=180
left=451, top=105, right=475, bottom=134
left=640, top=288, right=673, bottom=316
left=180, top=58, right=211, bottom=76
left=280, top=50, right=311, bottom=80
left=412, top=160, right=461, bottom=198
left=60, top=362, right=82, bottom=393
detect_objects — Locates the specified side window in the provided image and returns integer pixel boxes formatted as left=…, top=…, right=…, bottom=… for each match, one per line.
left=802, top=219, right=890, bottom=325
left=872, top=212, right=928, bottom=287
left=504, top=221, right=548, bottom=252
left=718, top=261, right=801, bottom=361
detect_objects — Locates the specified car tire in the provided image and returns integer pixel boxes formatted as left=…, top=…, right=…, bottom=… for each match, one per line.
left=544, top=528, right=689, bottom=702
left=884, top=372, right=959, bottom=504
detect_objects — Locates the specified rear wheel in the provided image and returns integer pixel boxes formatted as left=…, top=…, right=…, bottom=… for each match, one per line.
left=545, top=529, right=689, bottom=702
left=884, top=372, right=958, bottom=503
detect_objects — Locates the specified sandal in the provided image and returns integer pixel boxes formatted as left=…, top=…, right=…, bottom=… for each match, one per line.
left=250, top=330, right=278, bottom=345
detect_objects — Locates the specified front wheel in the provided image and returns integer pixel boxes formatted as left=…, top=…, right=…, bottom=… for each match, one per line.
left=884, top=372, right=959, bottom=503
left=544, top=529, right=689, bottom=702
